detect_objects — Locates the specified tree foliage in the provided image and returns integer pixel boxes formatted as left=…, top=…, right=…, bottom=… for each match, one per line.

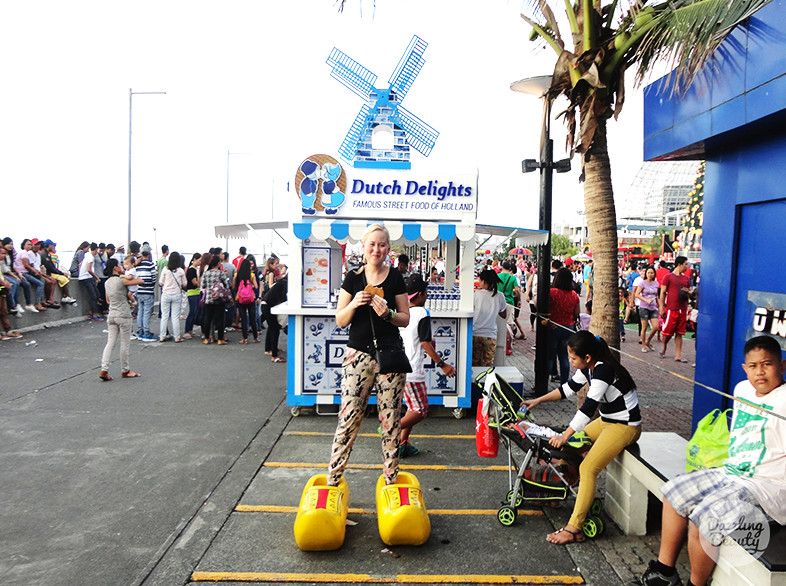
left=551, top=234, right=578, bottom=257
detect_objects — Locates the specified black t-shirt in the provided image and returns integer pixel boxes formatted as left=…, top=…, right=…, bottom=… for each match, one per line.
left=341, top=268, right=406, bottom=353
left=186, top=267, right=199, bottom=293
left=264, top=277, right=288, bottom=307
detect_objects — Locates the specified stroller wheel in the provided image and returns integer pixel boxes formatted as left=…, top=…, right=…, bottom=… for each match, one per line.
left=590, top=497, right=603, bottom=516
left=506, top=489, right=524, bottom=508
left=497, top=505, right=517, bottom=526
left=581, top=515, right=604, bottom=539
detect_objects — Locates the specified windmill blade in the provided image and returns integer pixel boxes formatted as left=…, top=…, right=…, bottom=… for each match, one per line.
left=326, top=47, right=378, bottom=99
left=338, top=104, right=373, bottom=163
left=391, top=105, right=439, bottom=157
left=388, top=35, right=427, bottom=102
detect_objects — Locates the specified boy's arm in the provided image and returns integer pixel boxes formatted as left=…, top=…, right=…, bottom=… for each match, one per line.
left=420, top=340, right=456, bottom=377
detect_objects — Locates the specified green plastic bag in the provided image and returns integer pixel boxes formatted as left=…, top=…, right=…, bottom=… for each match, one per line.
left=686, top=409, right=731, bottom=472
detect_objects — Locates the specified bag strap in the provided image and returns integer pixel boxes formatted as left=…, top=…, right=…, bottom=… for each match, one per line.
left=362, top=273, right=381, bottom=352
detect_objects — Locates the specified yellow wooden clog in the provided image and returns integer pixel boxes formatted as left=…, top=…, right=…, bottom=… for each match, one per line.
left=375, top=472, right=430, bottom=546
left=293, top=474, right=349, bottom=551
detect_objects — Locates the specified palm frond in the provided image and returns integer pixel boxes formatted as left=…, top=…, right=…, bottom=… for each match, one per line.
left=632, top=0, right=772, bottom=92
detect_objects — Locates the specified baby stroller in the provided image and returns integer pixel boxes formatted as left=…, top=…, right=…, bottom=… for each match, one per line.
left=475, top=368, right=605, bottom=538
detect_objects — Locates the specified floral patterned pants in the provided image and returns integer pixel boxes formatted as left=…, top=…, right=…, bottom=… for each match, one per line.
left=327, top=348, right=406, bottom=486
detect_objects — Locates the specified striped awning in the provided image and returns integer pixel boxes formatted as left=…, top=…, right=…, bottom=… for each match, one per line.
left=215, top=220, right=550, bottom=246
left=291, top=219, right=476, bottom=243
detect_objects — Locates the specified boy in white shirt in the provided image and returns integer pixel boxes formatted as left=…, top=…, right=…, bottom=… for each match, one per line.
left=635, top=335, right=786, bottom=586
left=398, top=274, right=456, bottom=457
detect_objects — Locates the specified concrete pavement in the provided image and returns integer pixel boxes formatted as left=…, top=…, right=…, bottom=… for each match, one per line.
left=1, top=316, right=699, bottom=585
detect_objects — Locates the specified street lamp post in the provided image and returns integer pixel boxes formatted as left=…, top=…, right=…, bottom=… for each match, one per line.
left=128, top=88, right=166, bottom=248
left=226, top=151, right=251, bottom=252
left=511, top=76, right=571, bottom=396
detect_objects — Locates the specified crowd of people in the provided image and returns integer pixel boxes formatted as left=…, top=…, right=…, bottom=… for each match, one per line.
left=0, top=236, right=291, bottom=369
left=95, top=243, right=291, bottom=378
left=0, top=237, right=78, bottom=339
left=467, top=253, right=701, bottom=377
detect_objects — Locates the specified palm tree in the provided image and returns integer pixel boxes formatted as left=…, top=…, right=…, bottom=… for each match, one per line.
left=521, top=0, right=770, bottom=345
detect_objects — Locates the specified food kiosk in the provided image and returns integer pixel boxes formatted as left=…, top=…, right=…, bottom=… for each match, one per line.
left=215, top=156, right=548, bottom=418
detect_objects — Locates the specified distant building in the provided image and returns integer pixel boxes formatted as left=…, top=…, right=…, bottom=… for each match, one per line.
left=618, top=161, right=698, bottom=226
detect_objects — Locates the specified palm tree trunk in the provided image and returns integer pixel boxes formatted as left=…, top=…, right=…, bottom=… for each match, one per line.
left=582, top=115, right=620, bottom=348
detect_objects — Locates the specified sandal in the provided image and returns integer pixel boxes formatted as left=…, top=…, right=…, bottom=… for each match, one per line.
left=121, top=371, right=141, bottom=378
left=99, top=370, right=113, bottom=382
left=238, top=339, right=248, bottom=344
left=546, top=527, right=585, bottom=544
left=271, top=356, right=285, bottom=363
left=675, top=357, right=688, bottom=363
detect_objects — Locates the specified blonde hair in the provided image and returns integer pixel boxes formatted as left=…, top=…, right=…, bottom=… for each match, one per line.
left=361, top=223, right=390, bottom=245
left=357, top=223, right=390, bottom=273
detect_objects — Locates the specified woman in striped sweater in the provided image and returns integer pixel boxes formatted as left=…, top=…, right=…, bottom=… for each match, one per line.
left=523, top=330, right=642, bottom=544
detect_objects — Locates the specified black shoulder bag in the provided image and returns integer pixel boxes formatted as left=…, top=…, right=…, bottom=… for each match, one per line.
left=363, top=273, right=411, bottom=374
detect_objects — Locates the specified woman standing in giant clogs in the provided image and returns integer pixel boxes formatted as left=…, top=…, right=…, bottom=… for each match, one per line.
left=327, top=223, right=411, bottom=488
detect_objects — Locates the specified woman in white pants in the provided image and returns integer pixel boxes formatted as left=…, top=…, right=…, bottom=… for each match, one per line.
left=158, top=252, right=187, bottom=342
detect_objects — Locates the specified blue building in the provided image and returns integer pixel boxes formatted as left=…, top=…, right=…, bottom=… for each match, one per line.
left=643, top=0, right=786, bottom=428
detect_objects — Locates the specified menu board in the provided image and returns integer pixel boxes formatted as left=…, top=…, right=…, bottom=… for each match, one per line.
left=302, top=246, right=331, bottom=307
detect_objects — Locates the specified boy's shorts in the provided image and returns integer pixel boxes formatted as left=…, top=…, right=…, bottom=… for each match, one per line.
left=662, top=468, right=761, bottom=546
left=661, top=308, right=687, bottom=337
left=51, top=274, right=69, bottom=288
left=403, top=381, right=429, bottom=418
left=472, top=336, right=496, bottom=367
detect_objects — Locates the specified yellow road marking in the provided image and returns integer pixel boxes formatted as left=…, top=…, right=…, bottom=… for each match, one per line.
left=234, top=504, right=544, bottom=516
left=191, top=571, right=583, bottom=583
left=284, top=431, right=475, bottom=439
left=263, top=462, right=511, bottom=471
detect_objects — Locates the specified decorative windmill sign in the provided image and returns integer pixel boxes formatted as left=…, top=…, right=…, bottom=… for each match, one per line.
left=326, top=35, right=439, bottom=170
left=293, top=35, right=476, bottom=222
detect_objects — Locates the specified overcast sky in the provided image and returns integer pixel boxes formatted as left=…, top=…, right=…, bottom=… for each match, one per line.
left=0, top=0, right=649, bottom=256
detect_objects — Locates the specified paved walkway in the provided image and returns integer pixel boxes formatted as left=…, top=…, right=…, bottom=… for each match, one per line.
left=1, top=316, right=701, bottom=585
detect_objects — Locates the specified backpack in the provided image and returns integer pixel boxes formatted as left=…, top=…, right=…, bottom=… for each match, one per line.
left=237, top=279, right=255, bottom=304
left=210, top=278, right=233, bottom=304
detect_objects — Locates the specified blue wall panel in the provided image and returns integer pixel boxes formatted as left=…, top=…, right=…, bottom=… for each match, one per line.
left=708, top=26, right=749, bottom=108
left=673, top=112, right=712, bottom=150
left=711, top=96, right=746, bottom=135
left=747, top=74, right=786, bottom=124
left=745, top=14, right=786, bottom=90
left=643, top=83, right=675, bottom=140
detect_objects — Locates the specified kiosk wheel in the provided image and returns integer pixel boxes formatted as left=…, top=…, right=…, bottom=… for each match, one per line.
left=290, top=406, right=301, bottom=417
left=497, top=505, right=517, bottom=526
left=582, top=515, right=604, bottom=539
left=590, top=497, right=603, bottom=516
left=506, top=489, right=524, bottom=508
left=452, top=408, right=466, bottom=419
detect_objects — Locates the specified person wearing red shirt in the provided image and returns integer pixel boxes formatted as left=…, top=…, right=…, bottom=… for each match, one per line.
left=549, top=268, right=581, bottom=384
left=655, top=261, right=671, bottom=288
left=658, top=256, right=691, bottom=362
left=231, top=246, right=247, bottom=270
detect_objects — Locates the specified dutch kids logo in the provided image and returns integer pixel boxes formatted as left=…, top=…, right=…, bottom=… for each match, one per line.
left=295, top=154, right=347, bottom=216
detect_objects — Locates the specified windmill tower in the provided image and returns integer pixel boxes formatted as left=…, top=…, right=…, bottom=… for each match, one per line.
left=326, top=35, right=439, bottom=170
